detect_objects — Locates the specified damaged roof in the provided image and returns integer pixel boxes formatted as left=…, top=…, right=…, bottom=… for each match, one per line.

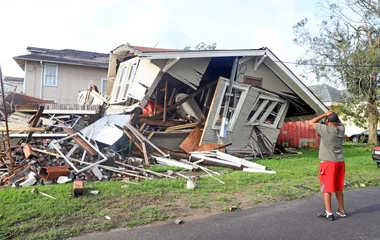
left=110, top=43, right=328, bottom=119
left=5, top=92, right=54, bottom=105
left=308, top=84, right=345, bottom=103
left=13, top=47, right=109, bottom=69
left=4, top=76, right=23, bottom=82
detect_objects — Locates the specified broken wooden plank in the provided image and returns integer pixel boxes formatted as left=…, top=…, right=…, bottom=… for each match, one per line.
left=62, top=128, right=97, bottom=156
left=180, top=126, right=202, bottom=153
left=32, top=148, right=147, bottom=179
left=9, top=133, right=67, bottom=137
left=163, top=78, right=168, bottom=122
left=26, top=106, right=44, bottom=142
left=124, top=123, right=166, bottom=156
left=123, top=129, right=145, bottom=154
left=141, top=142, right=150, bottom=166
left=0, top=127, right=45, bottom=132
left=138, top=118, right=185, bottom=127
left=23, top=144, right=39, bottom=159
left=165, top=122, right=200, bottom=132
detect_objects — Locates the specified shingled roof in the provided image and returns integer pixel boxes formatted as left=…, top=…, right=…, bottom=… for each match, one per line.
left=13, top=47, right=109, bottom=70
left=308, top=84, right=345, bottom=103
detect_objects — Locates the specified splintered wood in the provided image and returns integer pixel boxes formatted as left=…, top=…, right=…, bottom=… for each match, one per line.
left=180, top=126, right=202, bottom=153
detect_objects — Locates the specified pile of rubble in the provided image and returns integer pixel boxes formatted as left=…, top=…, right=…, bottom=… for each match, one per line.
left=0, top=92, right=275, bottom=190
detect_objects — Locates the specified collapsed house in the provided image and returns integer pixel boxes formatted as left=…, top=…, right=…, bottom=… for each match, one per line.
left=0, top=44, right=328, bottom=189
left=104, top=44, right=327, bottom=157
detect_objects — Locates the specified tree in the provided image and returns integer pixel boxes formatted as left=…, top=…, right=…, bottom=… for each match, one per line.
left=293, top=0, right=380, bottom=146
left=184, top=42, right=217, bottom=50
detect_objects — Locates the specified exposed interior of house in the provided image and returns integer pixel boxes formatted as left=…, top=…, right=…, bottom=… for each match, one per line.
left=104, top=44, right=325, bottom=158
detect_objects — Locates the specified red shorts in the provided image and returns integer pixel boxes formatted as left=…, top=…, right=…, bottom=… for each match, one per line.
left=319, top=161, right=345, bottom=193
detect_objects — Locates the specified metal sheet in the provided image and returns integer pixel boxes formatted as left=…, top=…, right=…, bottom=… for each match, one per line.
left=80, top=115, right=130, bottom=145
left=277, top=121, right=319, bottom=149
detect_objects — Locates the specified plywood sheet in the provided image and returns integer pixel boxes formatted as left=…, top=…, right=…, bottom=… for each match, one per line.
left=180, top=126, right=202, bottom=153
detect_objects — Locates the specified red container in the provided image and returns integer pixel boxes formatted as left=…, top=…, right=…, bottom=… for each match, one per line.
left=278, top=121, right=319, bottom=149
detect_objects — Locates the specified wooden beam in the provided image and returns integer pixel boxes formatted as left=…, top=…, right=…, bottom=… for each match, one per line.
left=0, top=127, right=45, bottom=132
left=62, top=128, right=98, bottom=156
left=138, top=118, right=186, bottom=127
left=26, top=106, right=44, bottom=142
left=163, top=78, right=168, bottom=122
left=123, top=129, right=144, bottom=154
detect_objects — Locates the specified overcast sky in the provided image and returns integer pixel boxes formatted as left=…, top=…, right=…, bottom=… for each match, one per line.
left=0, top=0, right=322, bottom=85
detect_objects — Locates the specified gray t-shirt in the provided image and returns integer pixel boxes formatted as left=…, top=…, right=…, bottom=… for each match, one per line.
left=316, top=123, right=345, bottom=162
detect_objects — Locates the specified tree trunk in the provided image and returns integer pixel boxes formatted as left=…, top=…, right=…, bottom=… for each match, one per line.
left=367, top=101, right=378, bottom=146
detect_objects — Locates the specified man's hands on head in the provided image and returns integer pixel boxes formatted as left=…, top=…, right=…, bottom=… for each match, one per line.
left=325, top=110, right=335, bottom=117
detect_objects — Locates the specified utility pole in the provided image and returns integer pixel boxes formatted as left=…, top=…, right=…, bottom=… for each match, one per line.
left=0, top=65, right=14, bottom=173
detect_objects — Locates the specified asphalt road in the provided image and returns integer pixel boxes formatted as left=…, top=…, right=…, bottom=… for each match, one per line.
left=69, top=187, right=380, bottom=240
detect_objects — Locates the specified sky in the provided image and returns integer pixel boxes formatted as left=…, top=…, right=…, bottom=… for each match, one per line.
left=0, top=0, right=323, bottom=86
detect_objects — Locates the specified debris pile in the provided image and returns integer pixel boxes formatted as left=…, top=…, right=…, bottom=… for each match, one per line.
left=0, top=97, right=275, bottom=189
left=6, top=44, right=333, bottom=190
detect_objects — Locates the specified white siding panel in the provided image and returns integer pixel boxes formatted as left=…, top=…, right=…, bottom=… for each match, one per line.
left=236, top=58, right=293, bottom=93
left=167, top=58, right=211, bottom=88
left=134, top=59, right=161, bottom=87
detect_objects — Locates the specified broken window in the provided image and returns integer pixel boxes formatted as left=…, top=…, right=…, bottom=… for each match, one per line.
left=100, top=78, right=107, bottom=96
left=212, top=84, right=248, bottom=131
left=112, top=59, right=138, bottom=103
left=247, top=95, right=287, bottom=128
left=122, top=62, right=137, bottom=100
left=114, top=67, right=127, bottom=101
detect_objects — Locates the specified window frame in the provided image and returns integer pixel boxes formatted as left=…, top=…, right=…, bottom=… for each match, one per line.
left=111, top=59, right=139, bottom=103
left=211, top=83, right=249, bottom=131
left=43, top=63, right=58, bottom=87
left=100, top=78, right=107, bottom=96
left=121, top=62, right=138, bottom=100
left=247, top=95, right=288, bottom=129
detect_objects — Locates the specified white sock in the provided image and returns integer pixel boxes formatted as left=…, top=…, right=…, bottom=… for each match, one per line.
left=326, top=211, right=333, bottom=216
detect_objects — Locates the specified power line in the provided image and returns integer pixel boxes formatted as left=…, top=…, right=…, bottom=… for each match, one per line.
left=279, top=61, right=380, bottom=68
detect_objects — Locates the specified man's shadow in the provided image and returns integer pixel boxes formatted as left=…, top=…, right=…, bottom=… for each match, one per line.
left=348, top=203, right=380, bottom=216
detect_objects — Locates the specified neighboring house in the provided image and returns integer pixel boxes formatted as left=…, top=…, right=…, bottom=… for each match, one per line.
left=13, top=47, right=109, bottom=104
left=4, top=76, right=24, bottom=93
left=104, top=43, right=327, bottom=155
left=308, top=83, right=364, bottom=136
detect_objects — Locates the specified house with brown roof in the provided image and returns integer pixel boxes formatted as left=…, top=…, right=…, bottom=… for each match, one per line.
left=13, top=47, right=109, bottom=104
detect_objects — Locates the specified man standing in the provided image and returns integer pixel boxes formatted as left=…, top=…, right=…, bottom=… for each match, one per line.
left=309, top=110, right=347, bottom=221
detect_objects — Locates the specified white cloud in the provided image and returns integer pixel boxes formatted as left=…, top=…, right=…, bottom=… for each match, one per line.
left=0, top=0, right=320, bottom=87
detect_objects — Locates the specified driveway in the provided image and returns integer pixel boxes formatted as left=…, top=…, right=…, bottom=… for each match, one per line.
left=69, top=186, right=380, bottom=240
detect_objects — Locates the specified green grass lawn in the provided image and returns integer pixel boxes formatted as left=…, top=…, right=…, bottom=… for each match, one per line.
left=1, top=143, right=379, bottom=240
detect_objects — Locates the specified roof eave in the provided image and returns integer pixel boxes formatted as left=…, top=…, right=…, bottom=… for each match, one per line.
left=263, top=48, right=328, bottom=116
left=139, top=49, right=267, bottom=59
left=12, top=56, right=108, bottom=69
